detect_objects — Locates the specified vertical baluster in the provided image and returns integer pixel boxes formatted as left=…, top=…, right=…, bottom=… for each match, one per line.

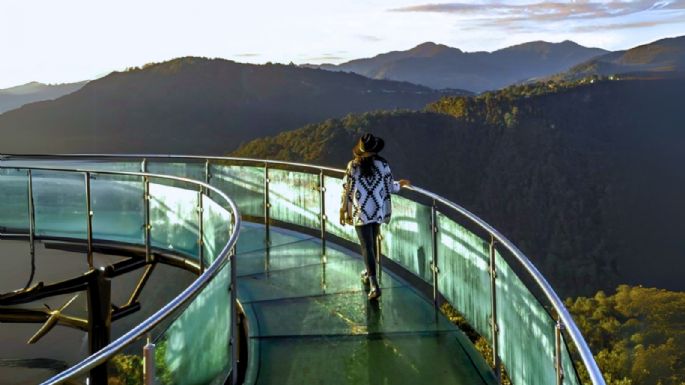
left=430, top=200, right=440, bottom=308
left=556, top=319, right=565, bottom=385
left=264, top=163, right=271, bottom=274
left=198, top=188, right=204, bottom=273
left=85, top=172, right=94, bottom=269
left=489, top=234, right=501, bottom=383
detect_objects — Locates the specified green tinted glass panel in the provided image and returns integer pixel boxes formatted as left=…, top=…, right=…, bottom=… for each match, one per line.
left=148, top=162, right=205, bottom=187
left=32, top=171, right=87, bottom=238
left=496, top=252, right=557, bottom=385
left=90, top=174, right=144, bottom=245
left=0, top=159, right=143, bottom=172
left=0, top=169, right=29, bottom=232
left=268, top=169, right=319, bottom=231
left=156, top=262, right=232, bottom=385
left=436, top=212, right=493, bottom=342
left=381, top=195, right=433, bottom=282
left=210, top=164, right=264, bottom=217
left=562, top=336, right=583, bottom=385
left=323, top=175, right=358, bottom=244
left=150, top=181, right=199, bottom=259
left=203, top=194, right=233, bottom=265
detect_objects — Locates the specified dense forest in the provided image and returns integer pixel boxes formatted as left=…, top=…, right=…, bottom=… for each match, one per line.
left=232, top=78, right=685, bottom=297
left=567, top=286, right=685, bottom=385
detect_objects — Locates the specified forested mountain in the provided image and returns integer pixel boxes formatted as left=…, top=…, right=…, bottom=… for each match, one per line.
left=307, top=41, right=607, bottom=92
left=563, top=35, right=685, bottom=79
left=232, top=78, right=685, bottom=297
left=0, top=81, right=87, bottom=114
left=0, top=57, right=459, bottom=155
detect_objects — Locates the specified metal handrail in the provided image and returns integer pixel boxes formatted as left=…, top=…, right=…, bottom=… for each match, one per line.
left=0, top=164, right=242, bottom=385
left=0, top=154, right=606, bottom=385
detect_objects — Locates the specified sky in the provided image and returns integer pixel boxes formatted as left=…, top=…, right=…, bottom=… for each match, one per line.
left=1, top=0, right=684, bottom=88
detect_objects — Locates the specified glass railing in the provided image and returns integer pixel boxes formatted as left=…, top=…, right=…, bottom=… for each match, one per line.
left=0, top=154, right=606, bottom=385
left=0, top=163, right=240, bottom=385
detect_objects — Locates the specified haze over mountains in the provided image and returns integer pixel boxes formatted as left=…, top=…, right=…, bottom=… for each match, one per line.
left=0, top=81, right=87, bottom=114
left=0, top=58, right=460, bottom=154
left=563, top=35, right=685, bottom=79
left=308, top=40, right=608, bottom=92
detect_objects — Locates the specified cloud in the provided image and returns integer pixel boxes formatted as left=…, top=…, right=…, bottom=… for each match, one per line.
left=235, top=53, right=260, bottom=57
left=305, top=54, right=346, bottom=61
left=573, top=14, right=685, bottom=31
left=356, top=34, right=383, bottom=42
left=390, top=1, right=685, bottom=31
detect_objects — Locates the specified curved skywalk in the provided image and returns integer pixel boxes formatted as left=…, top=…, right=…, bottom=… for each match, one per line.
left=236, top=223, right=497, bottom=385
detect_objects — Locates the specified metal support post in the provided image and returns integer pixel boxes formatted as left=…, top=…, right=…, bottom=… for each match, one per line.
left=556, top=319, right=565, bottom=385
left=204, top=159, right=211, bottom=196
left=27, top=170, right=35, bottom=257
left=87, top=269, right=111, bottom=385
left=430, top=201, right=439, bottom=307
left=264, top=163, right=271, bottom=273
left=489, top=234, right=501, bottom=383
left=319, top=171, right=327, bottom=263
left=85, top=172, right=94, bottom=269
left=197, top=188, right=204, bottom=273
left=230, top=245, right=239, bottom=385
left=143, top=335, right=156, bottom=385
left=144, top=176, right=152, bottom=263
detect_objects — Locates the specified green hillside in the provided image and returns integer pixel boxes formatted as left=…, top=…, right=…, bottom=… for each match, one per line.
left=232, top=78, right=685, bottom=297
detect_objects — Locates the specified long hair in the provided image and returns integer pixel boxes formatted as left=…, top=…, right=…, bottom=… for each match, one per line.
left=353, top=155, right=386, bottom=179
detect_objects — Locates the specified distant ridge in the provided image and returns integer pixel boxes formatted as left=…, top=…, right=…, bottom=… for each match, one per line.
left=562, top=35, right=685, bottom=79
left=0, top=57, right=466, bottom=154
left=306, top=40, right=608, bottom=92
left=0, top=81, right=87, bottom=114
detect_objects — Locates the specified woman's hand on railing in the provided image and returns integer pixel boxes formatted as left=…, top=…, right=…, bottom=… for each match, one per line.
left=398, top=179, right=411, bottom=188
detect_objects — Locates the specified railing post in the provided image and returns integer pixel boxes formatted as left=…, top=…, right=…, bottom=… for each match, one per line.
left=264, top=163, right=271, bottom=274
left=556, top=319, right=565, bottom=385
left=204, top=159, right=211, bottom=196
left=143, top=334, right=156, bottom=385
left=85, top=172, right=94, bottom=269
left=24, top=169, right=36, bottom=289
left=197, top=188, right=205, bottom=273
left=489, top=234, right=501, bottom=383
left=230, top=242, right=239, bottom=385
left=27, top=170, right=35, bottom=255
left=430, top=200, right=440, bottom=308
left=319, top=171, right=327, bottom=261
left=376, top=233, right=383, bottom=282
left=142, top=160, right=153, bottom=264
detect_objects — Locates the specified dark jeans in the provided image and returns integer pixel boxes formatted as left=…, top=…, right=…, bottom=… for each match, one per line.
left=356, top=223, right=380, bottom=278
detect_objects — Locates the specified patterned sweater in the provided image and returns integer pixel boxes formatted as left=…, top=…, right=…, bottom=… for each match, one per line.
left=340, top=157, right=401, bottom=226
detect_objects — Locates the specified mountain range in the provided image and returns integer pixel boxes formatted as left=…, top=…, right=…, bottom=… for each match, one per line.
left=0, top=81, right=87, bottom=114
left=0, top=58, right=463, bottom=154
left=307, top=40, right=609, bottom=92
left=562, top=35, right=685, bottom=79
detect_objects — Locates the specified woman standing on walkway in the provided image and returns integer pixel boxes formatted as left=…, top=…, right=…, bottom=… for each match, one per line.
left=340, top=133, right=410, bottom=300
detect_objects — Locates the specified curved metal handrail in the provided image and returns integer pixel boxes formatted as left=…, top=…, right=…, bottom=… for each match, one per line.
left=0, top=154, right=606, bottom=385
left=0, top=164, right=242, bottom=385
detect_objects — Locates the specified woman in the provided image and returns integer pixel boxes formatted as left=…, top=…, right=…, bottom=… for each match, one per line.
left=340, top=133, right=410, bottom=300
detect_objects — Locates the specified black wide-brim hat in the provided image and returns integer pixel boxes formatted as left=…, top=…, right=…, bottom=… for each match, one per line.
left=353, top=133, right=385, bottom=157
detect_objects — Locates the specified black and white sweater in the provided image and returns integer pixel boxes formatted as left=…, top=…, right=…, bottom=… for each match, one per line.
left=340, top=158, right=401, bottom=226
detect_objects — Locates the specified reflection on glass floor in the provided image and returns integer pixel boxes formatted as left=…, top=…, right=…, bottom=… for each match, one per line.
left=235, top=224, right=497, bottom=385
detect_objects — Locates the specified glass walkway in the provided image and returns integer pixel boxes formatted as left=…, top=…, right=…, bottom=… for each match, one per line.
left=0, top=155, right=606, bottom=385
left=236, top=223, right=495, bottom=385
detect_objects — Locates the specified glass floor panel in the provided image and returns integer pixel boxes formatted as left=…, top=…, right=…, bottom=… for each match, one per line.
left=236, top=224, right=497, bottom=385
left=252, top=333, right=495, bottom=385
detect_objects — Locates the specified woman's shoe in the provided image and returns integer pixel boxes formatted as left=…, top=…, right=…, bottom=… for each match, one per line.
left=360, top=270, right=370, bottom=285
left=368, top=287, right=381, bottom=300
